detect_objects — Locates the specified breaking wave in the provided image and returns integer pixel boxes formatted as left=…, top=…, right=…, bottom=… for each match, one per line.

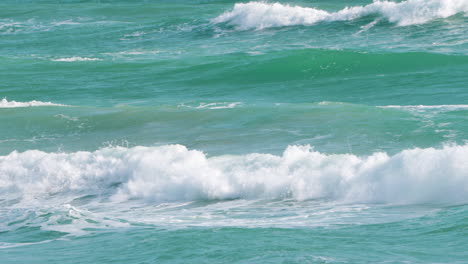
left=178, top=102, right=243, bottom=110
left=51, top=57, right=102, bottom=62
left=212, top=0, right=468, bottom=30
left=1, top=144, right=468, bottom=206
left=379, top=104, right=468, bottom=112
left=0, top=98, right=66, bottom=108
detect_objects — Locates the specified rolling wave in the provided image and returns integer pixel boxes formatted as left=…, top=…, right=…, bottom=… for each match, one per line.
left=213, top=0, right=468, bottom=30
left=163, top=49, right=468, bottom=85
left=51, top=57, right=102, bottom=62
left=380, top=104, right=468, bottom=113
left=0, top=98, right=66, bottom=108
left=178, top=102, right=243, bottom=110
left=2, top=144, right=467, bottom=206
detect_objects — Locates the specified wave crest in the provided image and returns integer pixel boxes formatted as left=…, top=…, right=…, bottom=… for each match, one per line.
left=51, top=57, right=102, bottom=62
left=0, top=98, right=66, bottom=108
left=1, top=144, right=468, bottom=205
left=212, top=0, right=468, bottom=30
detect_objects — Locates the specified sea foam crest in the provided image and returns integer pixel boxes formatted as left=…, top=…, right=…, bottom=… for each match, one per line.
left=1, top=144, right=468, bottom=205
left=0, top=98, right=66, bottom=108
left=51, top=57, right=102, bottom=62
left=212, top=0, right=468, bottom=30
left=380, top=104, right=468, bottom=112
left=196, top=102, right=242, bottom=109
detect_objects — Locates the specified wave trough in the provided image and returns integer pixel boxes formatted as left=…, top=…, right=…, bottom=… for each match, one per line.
left=213, top=0, right=468, bottom=30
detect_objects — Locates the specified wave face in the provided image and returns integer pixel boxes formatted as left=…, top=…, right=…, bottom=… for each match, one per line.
left=0, top=98, right=66, bottom=108
left=213, top=0, right=468, bottom=30
left=2, top=144, right=468, bottom=206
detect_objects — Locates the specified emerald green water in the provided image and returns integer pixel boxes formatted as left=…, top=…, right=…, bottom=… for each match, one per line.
left=1, top=0, right=468, bottom=263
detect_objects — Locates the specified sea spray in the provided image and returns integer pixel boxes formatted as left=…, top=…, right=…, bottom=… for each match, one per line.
left=2, top=144, right=467, bottom=205
left=213, top=0, right=468, bottom=30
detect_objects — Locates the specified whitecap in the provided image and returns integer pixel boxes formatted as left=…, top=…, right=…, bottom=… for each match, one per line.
left=51, top=57, right=102, bottom=62
left=178, top=102, right=242, bottom=109
left=379, top=104, right=468, bottom=113
left=0, top=98, right=67, bottom=108
left=196, top=102, right=242, bottom=109
left=1, top=144, right=468, bottom=206
left=212, top=0, right=468, bottom=30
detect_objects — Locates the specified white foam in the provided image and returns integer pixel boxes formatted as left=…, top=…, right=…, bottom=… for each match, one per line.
left=1, top=19, right=126, bottom=35
left=0, top=240, right=54, bottom=249
left=379, top=104, right=468, bottom=113
left=1, top=144, right=468, bottom=206
left=118, top=51, right=160, bottom=55
left=51, top=20, right=81, bottom=26
left=212, top=0, right=468, bottom=30
left=196, top=102, right=242, bottom=109
left=178, top=102, right=242, bottom=109
left=0, top=98, right=66, bottom=108
left=106, top=50, right=162, bottom=56
left=51, top=57, right=102, bottom=62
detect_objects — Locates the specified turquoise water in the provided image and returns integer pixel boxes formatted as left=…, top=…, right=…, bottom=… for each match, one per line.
left=1, top=0, right=468, bottom=263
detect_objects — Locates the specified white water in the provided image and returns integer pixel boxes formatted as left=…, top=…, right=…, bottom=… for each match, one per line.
left=0, top=98, right=66, bottom=108
left=380, top=104, right=468, bottom=111
left=196, top=102, right=242, bottom=109
left=178, top=102, right=243, bottom=109
left=1, top=144, right=467, bottom=206
left=51, top=57, right=102, bottom=62
left=213, top=0, right=468, bottom=30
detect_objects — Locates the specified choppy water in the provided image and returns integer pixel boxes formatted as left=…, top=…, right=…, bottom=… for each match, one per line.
left=1, top=0, right=468, bottom=263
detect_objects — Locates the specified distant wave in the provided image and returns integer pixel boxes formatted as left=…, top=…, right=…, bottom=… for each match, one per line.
left=379, top=104, right=468, bottom=112
left=2, top=144, right=468, bottom=206
left=0, top=98, right=66, bottom=108
left=0, top=19, right=127, bottom=35
left=51, top=57, right=102, bottom=62
left=196, top=102, right=242, bottom=109
left=212, top=0, right=468, bottom=30
left=178, top=102, right=242, bottom=110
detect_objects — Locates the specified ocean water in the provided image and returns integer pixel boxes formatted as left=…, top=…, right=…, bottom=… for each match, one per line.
left=1, top=0, right=468, bottom=263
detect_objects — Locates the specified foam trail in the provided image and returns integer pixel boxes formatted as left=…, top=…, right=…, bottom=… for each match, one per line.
left=380, top=104, right=468, bottom=111
left=1, top=144, right=468, bottom=206
left=212, top=0, right=468, bottom=30
left=178, top=102, right=242, bottom=109
left=0, top=98, right=66, bottom=108
left=196, top=102, right=242, bottom=109
left=51, top=57, right=102, bottom=62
